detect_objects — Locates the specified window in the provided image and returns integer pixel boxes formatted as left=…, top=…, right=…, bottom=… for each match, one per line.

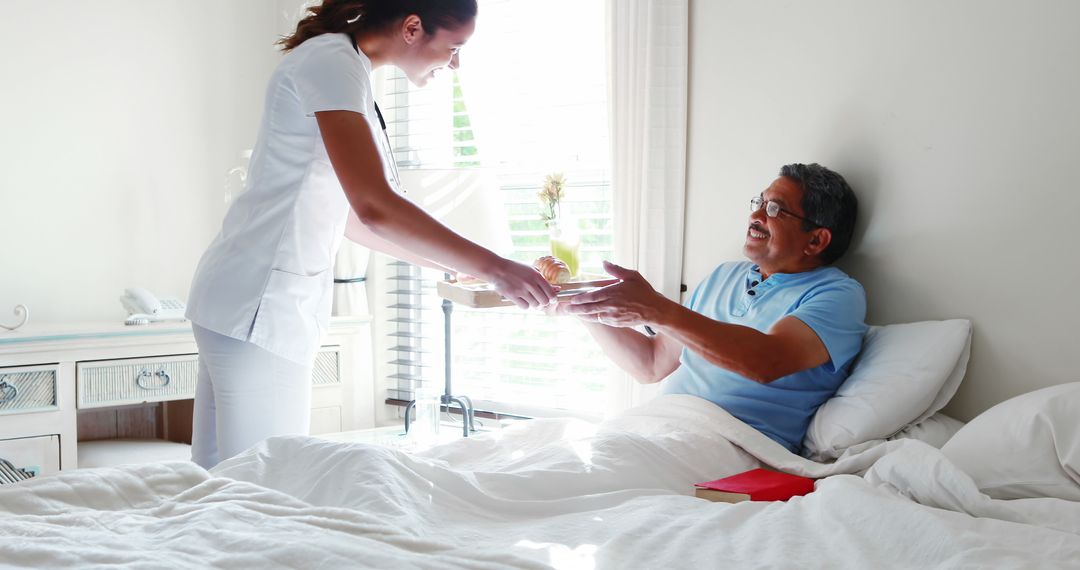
left=375, top=0, right=615, bottom=420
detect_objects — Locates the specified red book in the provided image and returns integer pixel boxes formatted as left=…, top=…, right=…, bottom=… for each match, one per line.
left=694, top=468, right=816, bottom=503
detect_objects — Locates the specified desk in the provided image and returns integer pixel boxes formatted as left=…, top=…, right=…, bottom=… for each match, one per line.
left=0, top=317, right=373, bottom=477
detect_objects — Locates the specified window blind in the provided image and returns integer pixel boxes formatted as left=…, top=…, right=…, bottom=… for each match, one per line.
left=377, top=0, right=615, bottom=417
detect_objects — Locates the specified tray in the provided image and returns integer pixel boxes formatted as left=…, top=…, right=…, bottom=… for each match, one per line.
left=436, top=276, right=619, bottom=308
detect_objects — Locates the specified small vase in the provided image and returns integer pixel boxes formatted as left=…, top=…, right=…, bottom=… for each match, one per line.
left=549, top=218, right=581, bottom=278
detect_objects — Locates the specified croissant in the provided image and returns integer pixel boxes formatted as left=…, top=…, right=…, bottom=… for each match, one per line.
left=533, top=255, right=572, bottom=284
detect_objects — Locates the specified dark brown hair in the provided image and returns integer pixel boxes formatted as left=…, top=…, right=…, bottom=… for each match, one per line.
left=780, top=163, right=858, bottom=265
left=278, top=0, right=478, bottom=52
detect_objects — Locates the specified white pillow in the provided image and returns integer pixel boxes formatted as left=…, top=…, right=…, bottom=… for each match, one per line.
left=888, top=412, right=965, bottom=448
left=803, top=319, right=972, bottom=461
left=941, top=382, right=1080, bottom=501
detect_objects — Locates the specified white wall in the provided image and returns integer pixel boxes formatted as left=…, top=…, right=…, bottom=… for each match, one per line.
left=0, top=1, right=280, bottom=322
left=685, top=0, right=1080, bottom=420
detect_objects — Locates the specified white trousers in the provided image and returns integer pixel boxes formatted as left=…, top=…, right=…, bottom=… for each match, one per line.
left=191, top=324, right=313, bottom=469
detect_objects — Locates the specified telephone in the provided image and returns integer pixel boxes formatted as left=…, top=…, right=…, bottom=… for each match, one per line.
left=120, top=288, right=187, bottom=325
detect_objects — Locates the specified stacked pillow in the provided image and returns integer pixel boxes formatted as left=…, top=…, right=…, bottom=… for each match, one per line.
left=802, top=319, right=973, bottom=461
left=887, top=412, right=966, bottom=448
left=941, top=382, right=1080, bottom=501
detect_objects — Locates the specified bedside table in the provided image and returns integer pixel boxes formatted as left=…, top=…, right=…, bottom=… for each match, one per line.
left=0, top=317, right=373, bottom=476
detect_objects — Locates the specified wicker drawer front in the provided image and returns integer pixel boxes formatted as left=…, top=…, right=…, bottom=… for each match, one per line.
left=311, top=348, right=341, bottom=386
left=78, top=355, right=198, bottom=408
left=0, top=365, right=59, bottom=415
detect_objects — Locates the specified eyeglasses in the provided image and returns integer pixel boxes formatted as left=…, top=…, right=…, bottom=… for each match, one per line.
left=750, top=195, right=828, bottom=229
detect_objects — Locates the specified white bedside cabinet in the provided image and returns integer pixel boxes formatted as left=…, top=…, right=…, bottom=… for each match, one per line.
left=0, top=317, right=374, bottom=478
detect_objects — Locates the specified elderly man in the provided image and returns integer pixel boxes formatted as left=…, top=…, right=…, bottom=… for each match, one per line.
left=562, top=163, right=867, bottom=453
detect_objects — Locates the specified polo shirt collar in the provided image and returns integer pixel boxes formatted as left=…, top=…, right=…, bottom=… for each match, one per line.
left=749, top=264, right=826, bottom=285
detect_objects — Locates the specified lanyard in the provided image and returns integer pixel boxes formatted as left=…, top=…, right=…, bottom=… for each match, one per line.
left=345, top=33, right=403, bottom=193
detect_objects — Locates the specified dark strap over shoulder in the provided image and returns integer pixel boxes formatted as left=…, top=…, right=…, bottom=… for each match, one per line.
left=344, top=33, right=386, bottom=130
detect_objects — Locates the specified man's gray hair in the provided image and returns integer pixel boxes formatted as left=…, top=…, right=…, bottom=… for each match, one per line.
left=780, top=163, right=858, bottom=264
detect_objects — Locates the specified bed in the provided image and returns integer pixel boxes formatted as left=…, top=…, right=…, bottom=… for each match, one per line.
left=2, top=320, right=1079, bottom=569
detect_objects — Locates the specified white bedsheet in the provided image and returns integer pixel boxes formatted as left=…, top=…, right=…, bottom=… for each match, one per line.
left=2, top=395, right=1078, bottom=569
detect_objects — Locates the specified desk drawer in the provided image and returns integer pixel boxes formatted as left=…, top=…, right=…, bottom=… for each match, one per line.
left=78, top=355, right=198, bottom=409
left=0, top=365, right=58, bottom=416
left=0, top=434, right=61, bottom=480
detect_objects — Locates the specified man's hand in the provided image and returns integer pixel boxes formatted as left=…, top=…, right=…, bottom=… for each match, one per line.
left=541, top=299, right=568, bottom=317
left=543, top=299, right=600, bottom=322
left=564, top=260, right=671, bottom=327
left=555, top=260, right=684, bottom=383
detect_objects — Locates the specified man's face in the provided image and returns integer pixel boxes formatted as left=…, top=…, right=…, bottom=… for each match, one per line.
left=742, top=176, right=821, bottom=275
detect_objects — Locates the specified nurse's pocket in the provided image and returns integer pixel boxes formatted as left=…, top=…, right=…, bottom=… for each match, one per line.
left=249, top=268, right=332, bottom=360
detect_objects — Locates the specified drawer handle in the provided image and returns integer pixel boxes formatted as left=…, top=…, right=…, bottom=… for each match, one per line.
left=135, top=369, right=171, bottom=390
left=0, top=380, right=16, bottom=404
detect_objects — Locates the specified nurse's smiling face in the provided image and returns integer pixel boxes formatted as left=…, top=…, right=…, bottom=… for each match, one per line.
left=398, top=15, right=476, bottom=87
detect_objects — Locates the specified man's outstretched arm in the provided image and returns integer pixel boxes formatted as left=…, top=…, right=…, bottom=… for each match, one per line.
left=566, top=261, right=830, bottom=383
left=567, top=315, right=683, bottom=383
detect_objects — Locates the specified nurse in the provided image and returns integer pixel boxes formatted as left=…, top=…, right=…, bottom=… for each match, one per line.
left=185, top=0, right=554, bottom=468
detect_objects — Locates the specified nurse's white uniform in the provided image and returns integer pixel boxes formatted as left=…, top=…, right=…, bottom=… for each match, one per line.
left=185, top=34, right=390, bottom=468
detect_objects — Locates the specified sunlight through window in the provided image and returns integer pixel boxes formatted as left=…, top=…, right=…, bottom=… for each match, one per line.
left=375, top=0, right=616, bottom=420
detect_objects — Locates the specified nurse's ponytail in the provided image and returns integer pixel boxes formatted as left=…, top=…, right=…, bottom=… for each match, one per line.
left=277, top=0, right=478, bottom=52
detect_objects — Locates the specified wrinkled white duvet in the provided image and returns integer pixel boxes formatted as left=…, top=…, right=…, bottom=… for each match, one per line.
left=2, top=395, right=1078, bottom=569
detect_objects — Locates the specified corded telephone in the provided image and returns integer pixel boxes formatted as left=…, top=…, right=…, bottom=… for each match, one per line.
left=119, top=288, right=187, bottom=325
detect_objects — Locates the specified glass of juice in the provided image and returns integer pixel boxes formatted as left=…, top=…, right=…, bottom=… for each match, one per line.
left=549, top=220, right=580, bottom=278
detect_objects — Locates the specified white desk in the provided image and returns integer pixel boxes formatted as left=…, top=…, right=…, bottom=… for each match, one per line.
left=0, top=317, right=373, bottom=477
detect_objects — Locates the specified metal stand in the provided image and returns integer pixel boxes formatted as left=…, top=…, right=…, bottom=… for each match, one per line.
left=404, top=275, right=475, bottom=438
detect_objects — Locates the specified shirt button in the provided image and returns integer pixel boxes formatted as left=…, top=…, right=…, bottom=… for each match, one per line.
left=751, top=281, right=759, bottom=286
left=747, top=290, right=756, bottom=296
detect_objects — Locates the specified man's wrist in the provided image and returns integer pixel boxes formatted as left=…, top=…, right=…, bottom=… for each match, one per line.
left=646, top=294, right=683, bottom=330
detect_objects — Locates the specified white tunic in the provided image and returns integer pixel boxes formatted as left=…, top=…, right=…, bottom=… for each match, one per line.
left=187, top=34, right=389, bottom=364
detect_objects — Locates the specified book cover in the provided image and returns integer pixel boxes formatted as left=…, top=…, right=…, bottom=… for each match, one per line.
left=693, top=468, right=816, bottom=503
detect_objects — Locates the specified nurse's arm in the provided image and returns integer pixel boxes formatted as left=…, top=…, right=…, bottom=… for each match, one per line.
left=316, top=110, right=553, bottom=308
left=344, top=210, right=453, bottom=273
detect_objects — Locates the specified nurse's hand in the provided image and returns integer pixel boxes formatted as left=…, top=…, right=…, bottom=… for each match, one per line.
left=484, top=259, right=557, bottom=310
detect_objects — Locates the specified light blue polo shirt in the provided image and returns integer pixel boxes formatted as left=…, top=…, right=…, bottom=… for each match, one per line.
left=661, top=261, right=867, bottom=453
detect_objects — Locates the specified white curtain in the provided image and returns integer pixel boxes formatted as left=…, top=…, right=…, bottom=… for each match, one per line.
left=607, top=0, right=689, bottom=407
left=608, top=0, right=688, bottom=298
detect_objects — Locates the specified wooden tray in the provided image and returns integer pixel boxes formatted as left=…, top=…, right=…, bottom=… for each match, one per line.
left=436, top=276, right=619, bottom=308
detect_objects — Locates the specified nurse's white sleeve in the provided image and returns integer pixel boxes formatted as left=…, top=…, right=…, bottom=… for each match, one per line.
left=293, top=40, right=371, bottom=117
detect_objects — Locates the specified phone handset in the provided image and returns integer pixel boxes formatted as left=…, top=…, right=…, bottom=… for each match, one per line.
left=120, top=288, right=187, bottom=325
